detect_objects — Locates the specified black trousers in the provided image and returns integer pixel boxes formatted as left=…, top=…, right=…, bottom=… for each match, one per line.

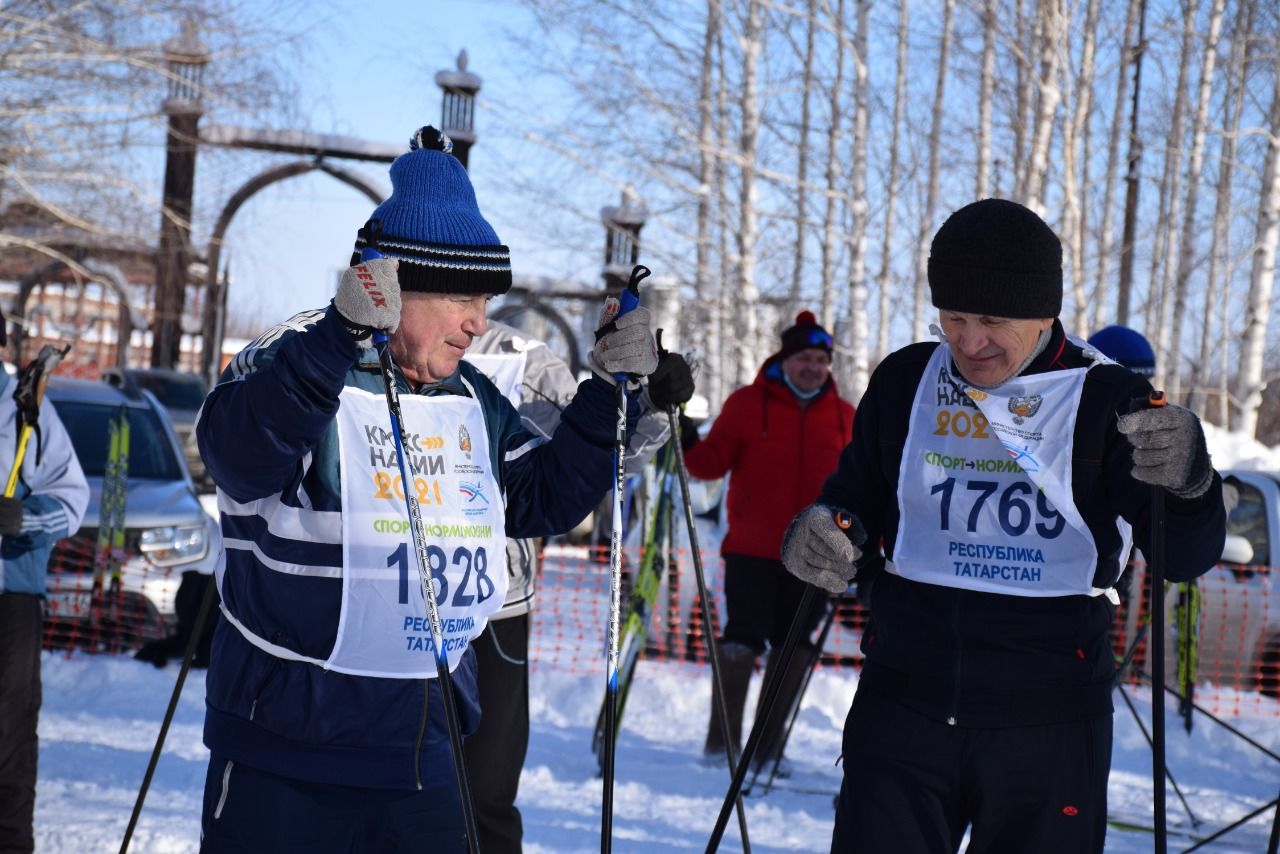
left=0, top=594, right=42, bottom=854
left=722, top=553, right=827, bottom=654
left=832, top=686, right=1112, bottom=854
left=200, top=750, right=465, bottom=853
left=463, top=613, right=530, bottom=854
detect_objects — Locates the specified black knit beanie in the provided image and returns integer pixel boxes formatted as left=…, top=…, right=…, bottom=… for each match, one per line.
left=927, top=198, right=1062, bottom=319
left=351, top=126, right=511, bottom=295
left=776, top=310, right=833, bottom=360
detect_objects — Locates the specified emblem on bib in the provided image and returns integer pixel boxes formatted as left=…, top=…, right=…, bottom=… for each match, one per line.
left=458, top=425, right=472, bottom=459
left=1008, top=394, right=1043, bottom=424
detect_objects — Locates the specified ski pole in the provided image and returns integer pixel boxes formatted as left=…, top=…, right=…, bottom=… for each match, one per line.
left=1147, top=388, right=1168, bottom=854
left=119, top=578, right=219, bottom=854
left=664, top=400, right=752, bottom=852
left=752, top=601, right=836, bottom=796
left=4, top=344, right=70, bottom=497
left=706, top=584, right=820, bottom=854
left=1269, top=780, right=1280, bottom=854
left=601, top=264, right=648, bottom=854
left=363, top=246, right=481, bottom=854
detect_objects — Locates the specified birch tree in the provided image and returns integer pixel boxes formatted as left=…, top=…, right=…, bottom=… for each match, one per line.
left=913, top=0, right=955, bottom=342
left=844, top=0, right=871, bottom=400
left=735, top=0, right=764, bottom=385
left=1191, top=0, right=1251, bottom=422
left=1020, top=0, right=1065, bottom=212
left=976, top=0, right=996, bottom=198
left=1235, top=54, right=1280, bottom=438
left=1063, top=0, right=1101, bottom=336
left=1146, top=0, right=1200, bottom=386
left=695, top=0, right=723, bottom=406
left=0, top=1, right=303, bottom=277
left=819, top=0, right=846, bottom=332
left=789, top=0, right=817, bottom=302
left=876, top=0, right=908, bottom=360
left=1117, top=0, right=1150, bottom=325
left=1093, top=0, right=1142, bottom=332
left=1168, top=0, right=1226, bottom=402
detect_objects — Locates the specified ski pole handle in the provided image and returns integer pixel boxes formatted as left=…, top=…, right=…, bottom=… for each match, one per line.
left=609, top=265, right=649, bottom=383
left=358, top=246, right=392, bottom=348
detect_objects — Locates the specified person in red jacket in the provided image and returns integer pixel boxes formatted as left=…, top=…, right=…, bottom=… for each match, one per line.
left=680, top=311, right=855, bottom=773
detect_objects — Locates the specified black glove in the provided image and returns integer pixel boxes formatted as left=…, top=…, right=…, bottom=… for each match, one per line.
left=677, top=413, right=701, bottom=451
left=0, top=496, right=23, bottom=536
left=646, top=351, right=695, bottom=411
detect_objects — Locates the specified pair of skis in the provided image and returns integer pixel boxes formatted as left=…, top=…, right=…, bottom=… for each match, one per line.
left=591, top=443, right=678, bottom=766
left=594, top=390, right=754, bottom=852
left=91, top=405, right=130, bottom=628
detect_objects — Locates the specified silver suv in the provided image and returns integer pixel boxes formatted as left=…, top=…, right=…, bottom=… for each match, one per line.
left=42, top=377, right=220, bottom=648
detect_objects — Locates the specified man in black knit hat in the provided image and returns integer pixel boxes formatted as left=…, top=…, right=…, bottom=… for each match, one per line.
left=779, top=198, right=1226, bottom=852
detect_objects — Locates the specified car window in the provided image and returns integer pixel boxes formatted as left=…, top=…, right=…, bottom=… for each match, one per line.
left=1224, top=476, right=1269, bottom=566
left=131, top=374, right=208, bottom=410
left=51, top=401, right=184, bottom=480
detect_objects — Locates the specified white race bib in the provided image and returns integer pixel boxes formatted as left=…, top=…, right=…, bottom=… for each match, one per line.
left=463, top=351, right=528, bottom=408
left=332, top=385, right=508, bottom=677
left=892, top=345, right=1130, bottom=598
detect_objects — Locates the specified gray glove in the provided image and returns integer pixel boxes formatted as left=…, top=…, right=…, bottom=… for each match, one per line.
left=1117, top=402, right=1214, bottom=499
left=590, top=298, right=658, bottom=382
left=781, top=503, right=867, bottom=594
left=332, top=258, right=402, bottom=346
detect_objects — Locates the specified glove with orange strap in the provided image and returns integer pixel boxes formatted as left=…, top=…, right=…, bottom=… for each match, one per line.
left=780, top=503, right=867, bottom=594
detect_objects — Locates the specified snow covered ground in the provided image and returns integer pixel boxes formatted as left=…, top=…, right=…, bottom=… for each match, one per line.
left=31, top=650, right=1280, bottom=852
left=30, top=421, right=1280, bottom=852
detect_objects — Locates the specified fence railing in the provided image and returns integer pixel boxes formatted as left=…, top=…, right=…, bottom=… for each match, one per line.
left=40, top=535, right=1280, bottom=719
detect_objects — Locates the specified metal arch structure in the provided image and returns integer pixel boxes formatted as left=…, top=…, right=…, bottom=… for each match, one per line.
left=12, top=257, right=139, bottom=368
left=199, top=158, right=385, bottom=384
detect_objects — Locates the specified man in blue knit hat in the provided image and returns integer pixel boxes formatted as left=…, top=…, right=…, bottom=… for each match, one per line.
left=194, top=126, right=690, bottom=853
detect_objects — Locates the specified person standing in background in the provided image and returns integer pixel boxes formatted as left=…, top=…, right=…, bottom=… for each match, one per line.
left=680, top=311, right=854, bottom=775
left=0, top=335, right=90, bottom=854
left=461, top=321, right=693, bottom=853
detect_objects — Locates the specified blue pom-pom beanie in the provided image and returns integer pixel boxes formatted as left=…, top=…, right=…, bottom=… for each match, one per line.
left=352, top=126, right=512, bottom=295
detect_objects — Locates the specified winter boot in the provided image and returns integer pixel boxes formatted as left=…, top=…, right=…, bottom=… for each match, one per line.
left=702, top=641, right=757, bottom=763
left=751, top=643, right=815, bottom=779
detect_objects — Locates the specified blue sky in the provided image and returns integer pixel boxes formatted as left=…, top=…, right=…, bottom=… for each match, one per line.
left=216, top=0, right=550, bottom=332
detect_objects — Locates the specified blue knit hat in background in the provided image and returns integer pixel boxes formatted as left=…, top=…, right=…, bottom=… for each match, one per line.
left=352, top=126, right=512, bottom=295
left=1087, top=324, right=1156, bottom=376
